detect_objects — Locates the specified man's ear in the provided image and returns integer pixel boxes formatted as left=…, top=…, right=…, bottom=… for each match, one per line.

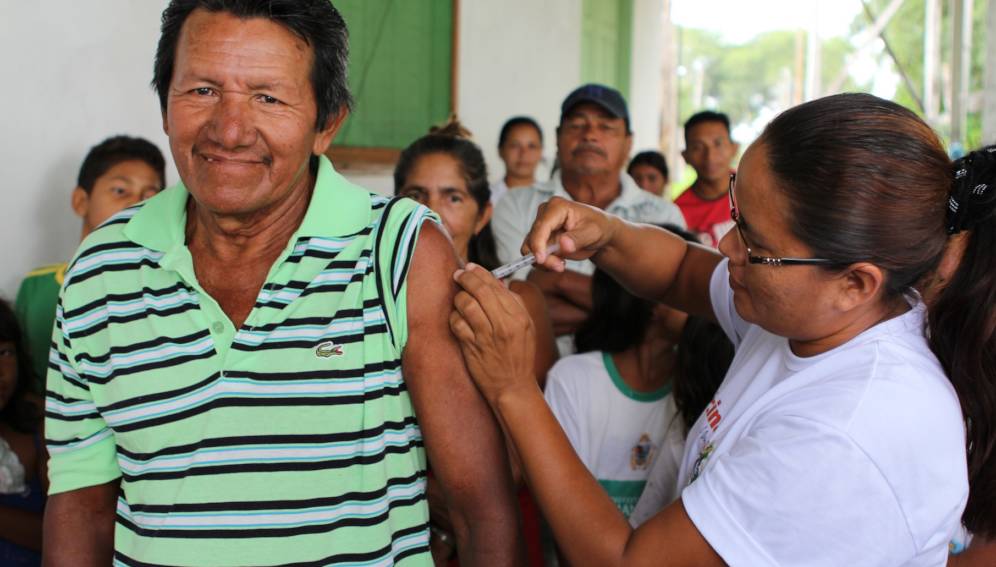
left=71, top=186, right=89, bottom=219
left=835, top=262, right=886, bottom=313
left=681, top=148, right=689, bottom=163
left=623, top=133, right=634, bottom=158
left=473, top=202, right=494, bottom=236
left=313, top=106, right=350, bottom=156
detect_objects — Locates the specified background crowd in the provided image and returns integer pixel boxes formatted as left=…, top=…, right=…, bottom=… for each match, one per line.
left=2, top=1, right=995, bottom=566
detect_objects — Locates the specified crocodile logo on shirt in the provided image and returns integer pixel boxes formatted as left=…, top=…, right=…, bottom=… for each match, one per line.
left=315, top=341, right=344, bottom=358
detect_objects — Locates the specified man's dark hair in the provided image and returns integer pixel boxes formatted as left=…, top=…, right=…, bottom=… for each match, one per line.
left=152, top=0, right=354, bottom=131
left=628, top=150, right=669, bottom=180
left=498, top=116, right=543, bottom=149
left=683, top=110, right=731, bottom=141
left=77, top=136, right=167, bottom=194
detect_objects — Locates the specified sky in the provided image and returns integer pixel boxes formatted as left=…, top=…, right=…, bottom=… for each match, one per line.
left=672, top=0, right=864, bottom=43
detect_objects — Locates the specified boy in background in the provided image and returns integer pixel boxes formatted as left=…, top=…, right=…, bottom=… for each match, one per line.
left=15, top=136, right=165, bottom=392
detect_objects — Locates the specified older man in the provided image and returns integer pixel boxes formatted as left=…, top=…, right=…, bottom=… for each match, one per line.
left=492, top=84, right=685, bottom=347
left=42, top=2, right=520, bottom=565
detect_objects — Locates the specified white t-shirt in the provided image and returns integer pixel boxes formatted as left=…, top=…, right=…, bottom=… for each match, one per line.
left=545, top=351, right=682, bottom=517
left=489, top=178, right=510, bottom=205
left=677, top=259, right=968, bottom=566
left=492, top=171, right=687, bottom=281
left=628, top=409, right=687, bottom=528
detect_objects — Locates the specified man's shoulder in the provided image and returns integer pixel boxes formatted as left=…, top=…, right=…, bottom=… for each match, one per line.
left=62, top=203, right=161, bottom=297
left=611, top=181, right=686, bottom=226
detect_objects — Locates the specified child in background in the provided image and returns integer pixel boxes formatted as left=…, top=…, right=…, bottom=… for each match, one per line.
left=545, top=226, right=732, bottom=520
left=628, top=315, right=734, bottom=526
left=628, top=151, right=669, bottom=197
left=15, top=135, right=166, bottom=393
left=0, top=299, right=46, bottom=566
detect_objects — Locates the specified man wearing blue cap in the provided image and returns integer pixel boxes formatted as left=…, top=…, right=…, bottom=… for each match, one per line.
left=492, top=84, right=685, bottom=353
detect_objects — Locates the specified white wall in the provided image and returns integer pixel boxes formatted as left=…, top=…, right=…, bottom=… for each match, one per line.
left=457, top=0, right=583, bottom=184
left=458, top=0, right=664, bottom=183
left=0, top=1, right=173, bottom=299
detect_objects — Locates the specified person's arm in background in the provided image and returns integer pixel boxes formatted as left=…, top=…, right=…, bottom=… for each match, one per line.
left=43, top=481, right=118, bottom=566
left=404, top=224, right=524, bottom=566
left=508, top=280, right=558, bottom=388
left=526, top=268, right=592, bottom=336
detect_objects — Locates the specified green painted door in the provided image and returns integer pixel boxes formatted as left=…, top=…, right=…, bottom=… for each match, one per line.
left=333, top=0, right=453, bottom=149
left=581, top=0, right=633, bottom=100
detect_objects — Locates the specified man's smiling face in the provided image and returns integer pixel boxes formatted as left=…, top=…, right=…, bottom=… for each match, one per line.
left=163, top=9, right=331, bottom=219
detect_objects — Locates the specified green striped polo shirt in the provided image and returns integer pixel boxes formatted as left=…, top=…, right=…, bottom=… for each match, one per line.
left=45, top=156, right=439, bottom=567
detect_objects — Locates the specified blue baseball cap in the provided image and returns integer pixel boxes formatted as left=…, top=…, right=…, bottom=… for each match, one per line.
left=560, top=83, right=630, bottom=130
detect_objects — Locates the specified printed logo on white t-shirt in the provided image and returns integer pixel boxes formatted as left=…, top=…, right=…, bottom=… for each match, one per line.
left=630, top=433, right=655, bottom=470
left=688, top=398, right=724, bottom=485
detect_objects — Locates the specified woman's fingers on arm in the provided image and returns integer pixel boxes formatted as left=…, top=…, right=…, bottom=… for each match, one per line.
left=455, top=265, right=533, bottom=340
left=448, top=309, right=476, bottom=345
left=453, top=287, right=494, bottom=340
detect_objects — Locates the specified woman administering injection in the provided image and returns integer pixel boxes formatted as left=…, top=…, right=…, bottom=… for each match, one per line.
left=450, top=94, right=996, bottom=565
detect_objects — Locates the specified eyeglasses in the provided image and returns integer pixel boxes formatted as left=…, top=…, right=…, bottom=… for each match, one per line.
left=728, top=173, right=837, bottom=266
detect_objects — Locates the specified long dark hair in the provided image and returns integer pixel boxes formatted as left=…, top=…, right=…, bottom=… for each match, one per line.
left=0, top=299, right=38, bottom=434
left=575, top=224, right=695, bottom=354
left=929, top=145, right=996, bottom=537
left=760, top=93, right=996, bottom=537
left=671, top=316, right=734, bottom=433
left=393, top=120, right=501, bottom=270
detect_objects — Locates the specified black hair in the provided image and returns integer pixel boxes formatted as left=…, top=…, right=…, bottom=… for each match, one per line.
left=393, top=121, right=500, bottom=270
left=684, top=110, right=731, bottom=142
left=628, top=151, right=669, bottom=180
left=671, top=316, right=734, bottom=433
left=498, top=116, right=543, bottom=149
left=760, top=93, right=996, bottom=537
left=77, top=136, right=167, bottom=194
left=0, top=299, right=38, bottom=434
left=152, top=0, right=353, bottom=132
left=929, top=144, right=996, bottom=538
left=575, top=224, right=697, bottom=354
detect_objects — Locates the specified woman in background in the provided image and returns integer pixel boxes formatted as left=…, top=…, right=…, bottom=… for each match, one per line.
left=491, top=116, right=544, bottom=204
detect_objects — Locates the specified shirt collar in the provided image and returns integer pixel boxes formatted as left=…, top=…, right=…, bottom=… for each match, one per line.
left=124, top=155, right=371, bottom=252
left=546, top=169, right=642, bottom=207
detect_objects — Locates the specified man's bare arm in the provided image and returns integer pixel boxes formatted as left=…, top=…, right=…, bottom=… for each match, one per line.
left=403, top=223, right=523, bottom=566
left=43, top=480, right=118, bottom=566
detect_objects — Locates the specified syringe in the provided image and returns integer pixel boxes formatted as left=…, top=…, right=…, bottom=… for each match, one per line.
left=490, top=243, right=561, bottom=280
